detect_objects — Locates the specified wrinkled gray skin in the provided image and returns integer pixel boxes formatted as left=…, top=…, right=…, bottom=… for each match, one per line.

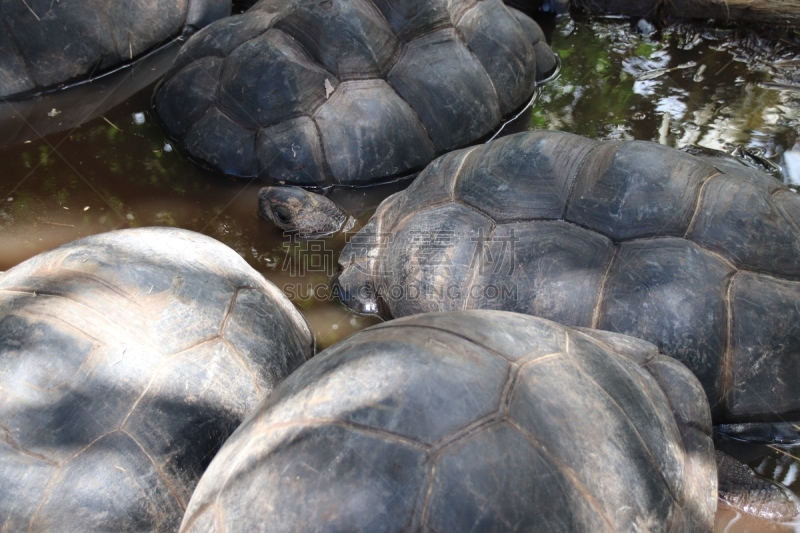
left=0, top=0, right=230, bottom=98
left=716, top=450, right=800, bottom=522
left=0, top=228, right=314, bottom=532
left=181, top=310, right=717, bottom=532
left=713, top=423, right=800, bottom=522
left=258, top=186, right=355, bottom=237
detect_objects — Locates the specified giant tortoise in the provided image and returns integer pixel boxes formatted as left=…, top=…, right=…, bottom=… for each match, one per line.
left=180, top=310, right=717, bottom=532
left=153, top=0, right=557, bottom=186
left=263, top=130, right=800, bottom=425
left=0, top=0, right=230, bottom=99
left=0, top=228, right=314, bottom=531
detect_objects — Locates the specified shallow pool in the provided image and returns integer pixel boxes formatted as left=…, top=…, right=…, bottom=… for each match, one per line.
left=1, top=12, right=800, bottom=530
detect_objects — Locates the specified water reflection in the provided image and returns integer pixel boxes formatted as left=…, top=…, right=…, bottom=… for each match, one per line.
left=716, top=506, right=800, bottom=533
left=715, top=444, right=800, bottom=532
left=0, top=86, right=383, bottom=348
left=532, top=17, right=800, bottom=187
left=0, top=41, right=181, bottom=148
left=785, top=144, right=800, bottom=186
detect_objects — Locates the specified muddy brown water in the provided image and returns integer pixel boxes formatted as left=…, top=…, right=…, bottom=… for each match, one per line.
left=1, top=13, right=800, bottom=530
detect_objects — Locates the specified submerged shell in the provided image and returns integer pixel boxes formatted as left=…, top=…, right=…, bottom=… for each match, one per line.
left=0, top=228, right=313, bottom=531
left=181, top=310, right=715, bottom=533
left=154, top=0, right=557, bottom=186
left=0, top=0, right=230, bottom=98
left=337, top=130, right=800, bottom=424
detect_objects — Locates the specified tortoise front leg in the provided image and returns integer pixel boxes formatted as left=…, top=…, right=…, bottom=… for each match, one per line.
left=716, top=449, right=800, bottom=522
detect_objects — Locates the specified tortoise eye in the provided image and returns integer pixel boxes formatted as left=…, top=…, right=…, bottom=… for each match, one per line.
left=273, top=208, right=291, bottom=225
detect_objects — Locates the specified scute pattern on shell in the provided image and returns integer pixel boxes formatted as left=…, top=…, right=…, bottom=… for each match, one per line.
left=179, top=311, right=716, bottom=533
left=0, top=228, right=314, bottom=532
left=154, top=0, right=556, bottom=186
left=0, top=0, right=231, bottom=99
left=337, top=130, right=800, bottom=424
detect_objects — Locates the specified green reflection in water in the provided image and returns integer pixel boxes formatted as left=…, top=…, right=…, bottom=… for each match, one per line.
left=533, top=17, right=800, bottom=181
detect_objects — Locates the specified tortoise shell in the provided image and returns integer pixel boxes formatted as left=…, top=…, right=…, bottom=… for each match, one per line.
left=180, top=310, right=715, bottom=532
left=337, top=130, right=800, bottom=424
left=0, top=228, right=313, bottom=531
left=153, top=0, right=556, bottom=186
left=0, top=0, right=230, bottom=98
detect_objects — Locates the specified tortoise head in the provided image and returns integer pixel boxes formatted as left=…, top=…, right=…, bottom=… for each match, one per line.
left=258, top=187, right=350, bottom=238
left=333, top=217, right=390, bottom=318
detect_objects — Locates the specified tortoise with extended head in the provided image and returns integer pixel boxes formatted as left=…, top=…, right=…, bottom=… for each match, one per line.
left=180, top=310, right=717, bottom=532
left=318, top=130, right=800, bottom=426
left=0, top=228, right=313, bottom=531
left=0, top=0, right=230, bottom=99
left=154, top=0, right=557, bottom=186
